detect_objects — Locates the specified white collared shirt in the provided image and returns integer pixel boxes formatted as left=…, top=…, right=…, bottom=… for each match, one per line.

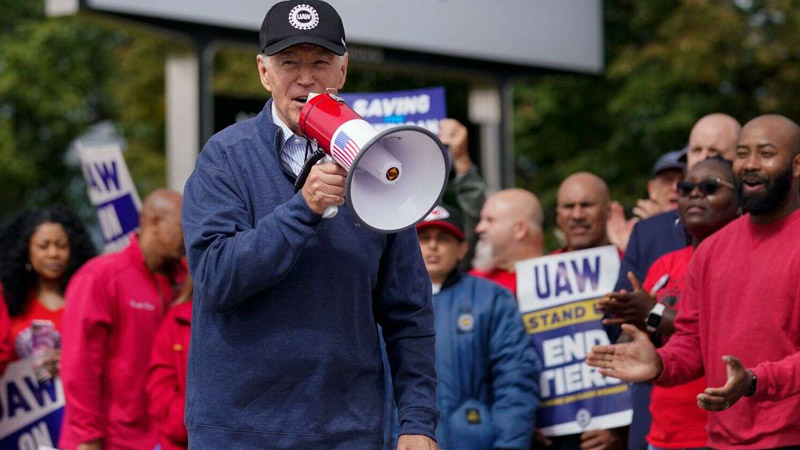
left=272, top=102, right=309, bottom=176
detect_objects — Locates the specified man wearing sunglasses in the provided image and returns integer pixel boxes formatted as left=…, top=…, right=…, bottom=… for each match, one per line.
left=598, top=157, right=739, bottom=450
left=588, top=114, right=800, bottom=449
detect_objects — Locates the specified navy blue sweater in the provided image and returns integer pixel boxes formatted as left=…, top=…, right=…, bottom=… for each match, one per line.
left=182, top=101, right=438, bottom=449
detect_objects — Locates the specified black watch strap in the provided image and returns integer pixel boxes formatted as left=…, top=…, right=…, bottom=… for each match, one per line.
left=745, top=372, right=757, bottom=397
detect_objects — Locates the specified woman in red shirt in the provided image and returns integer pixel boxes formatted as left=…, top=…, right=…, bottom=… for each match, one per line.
left=599, top=157, right=740, bottom=450
left=0, top=207, right=96, bottom=376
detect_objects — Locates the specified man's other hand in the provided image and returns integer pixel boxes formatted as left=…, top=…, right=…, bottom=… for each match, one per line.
left=697, top=355, right=752, bottom=411
left=397, top=434, right=438, bottom=450
left=632, top=198, right=662, bottom=220
left=580, top=428, right=625, bottom=450
left=586, top=324, right=662, bottom=382
left=439, top=118, right=471, bottom=176
left=606, top=201, right=637, bottom=252
left=76, top=440, right=102, bottom=450
left=301, top=163, right=347, bottom=215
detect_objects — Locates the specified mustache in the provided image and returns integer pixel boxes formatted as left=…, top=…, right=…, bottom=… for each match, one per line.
left=738, top=171, right=768, bottom=183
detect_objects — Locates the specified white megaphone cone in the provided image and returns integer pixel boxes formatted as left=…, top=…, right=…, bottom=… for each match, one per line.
left=299, top=92, right=450, bottom=233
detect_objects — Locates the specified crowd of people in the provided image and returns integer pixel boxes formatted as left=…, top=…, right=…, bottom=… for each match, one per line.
left=1, top=1, right=799, bottom=450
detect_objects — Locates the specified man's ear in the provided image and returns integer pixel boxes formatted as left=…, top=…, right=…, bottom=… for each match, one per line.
left=257, top=54, right=272, bottom=92
left=457, top=240, right=469, bottom=260
left=646, top=179, right=656, bottom=199
left=512, top=220, right=526, bottom=241
left=792, top=152, right=800, bottom=178
left=337, top=52, right=349, bottom=90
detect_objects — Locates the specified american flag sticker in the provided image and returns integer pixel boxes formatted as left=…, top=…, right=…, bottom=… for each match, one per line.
left=332, top=131, right=360, bottom=169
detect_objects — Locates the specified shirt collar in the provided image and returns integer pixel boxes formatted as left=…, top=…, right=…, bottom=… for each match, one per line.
left=271, top=101, right=307, bottom=148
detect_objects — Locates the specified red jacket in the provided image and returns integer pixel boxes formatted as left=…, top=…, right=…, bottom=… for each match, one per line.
left=146, top=301, right=191, bottom=450
left=0, top=294, right=11, bottom=375
left=60, top=235, right=186, bottom=450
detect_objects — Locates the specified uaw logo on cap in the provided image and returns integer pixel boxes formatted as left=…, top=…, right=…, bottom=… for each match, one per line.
left=289, top=4, right=320, bottom=30
left=424, top=205, right=450, bottom=222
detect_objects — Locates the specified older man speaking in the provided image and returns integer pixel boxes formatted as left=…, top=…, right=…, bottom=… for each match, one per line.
left=181, top=2, right=438, bottom=449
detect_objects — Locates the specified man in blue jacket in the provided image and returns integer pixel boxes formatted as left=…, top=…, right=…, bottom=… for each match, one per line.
left=415, top=204, right=540, bottom=450
left=181, top=1, right=438, bottom=449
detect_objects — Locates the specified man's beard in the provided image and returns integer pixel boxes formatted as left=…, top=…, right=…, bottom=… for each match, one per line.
left=472, top=235, right=495, bottom=272
left=736, top=164, right=794, bottom=215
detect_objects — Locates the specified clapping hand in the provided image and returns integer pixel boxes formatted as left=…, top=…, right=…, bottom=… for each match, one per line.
left=597, top=272, right=656, bottom=329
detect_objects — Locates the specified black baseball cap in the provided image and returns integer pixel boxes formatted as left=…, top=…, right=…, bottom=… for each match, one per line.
left=652, top=149, right=687, bottom=177
left=416, top=205, right=465, bottom=241
left=260, top=1, right=347, bottom=56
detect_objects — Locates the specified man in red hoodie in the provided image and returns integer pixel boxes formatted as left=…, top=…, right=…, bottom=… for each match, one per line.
left=588, top=115, right=800, bottom=449
left=60, top=189, right=187, bottom=450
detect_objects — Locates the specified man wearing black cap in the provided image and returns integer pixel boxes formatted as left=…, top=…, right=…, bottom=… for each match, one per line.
left=414, top=205, right=540, bottom=450
left=636, top=150, right=686, bottom=220
left=181, top=1, right=438, bottom=449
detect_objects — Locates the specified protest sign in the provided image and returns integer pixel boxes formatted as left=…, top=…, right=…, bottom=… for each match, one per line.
left=78, top=143, right=142, bottom=253
left=339, top=87, right=446, bottom=134
left=516, top=246, right=632, bottom=435
left=0, top=359, right=63, bottom=450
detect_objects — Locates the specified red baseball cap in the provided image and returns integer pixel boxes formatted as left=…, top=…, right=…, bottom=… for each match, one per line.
left=416, top=204, right=465, bottom=240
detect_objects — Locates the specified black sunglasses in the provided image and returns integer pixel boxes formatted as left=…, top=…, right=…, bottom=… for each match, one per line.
left=677, top=178, right=735, bottom=197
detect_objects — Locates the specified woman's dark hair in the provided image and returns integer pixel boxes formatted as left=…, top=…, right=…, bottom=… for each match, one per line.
left=0, top=207, right=97, bottom=317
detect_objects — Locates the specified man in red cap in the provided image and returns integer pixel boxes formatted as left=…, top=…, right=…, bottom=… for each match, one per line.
left=415, top=204, right=540, bottom=450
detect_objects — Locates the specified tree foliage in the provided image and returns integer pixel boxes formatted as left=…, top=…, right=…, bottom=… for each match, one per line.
left=515, top=0, right=800, bottom=231
left=3, top=0, right=800, bottom=234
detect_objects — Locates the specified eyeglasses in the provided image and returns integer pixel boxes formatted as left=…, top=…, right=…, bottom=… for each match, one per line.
left=677, top=178, right=735, bottom=197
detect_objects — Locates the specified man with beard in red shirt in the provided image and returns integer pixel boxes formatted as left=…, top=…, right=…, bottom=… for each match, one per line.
left=588, top=115, right=800, bottom=449
left=470, top=189, right=545, bottom=295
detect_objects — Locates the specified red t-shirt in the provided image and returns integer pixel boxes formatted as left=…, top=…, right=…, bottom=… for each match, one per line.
left=8, top=293, right=63, bottom=361
left=642, top=246, right=707, bottom=449
left=468, top=268, right=516, bottom=295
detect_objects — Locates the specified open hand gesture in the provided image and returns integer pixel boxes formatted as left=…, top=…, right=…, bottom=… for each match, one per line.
left=586, top=324, right=662, bottom=383
left=697, top=355, right=752, bottom=411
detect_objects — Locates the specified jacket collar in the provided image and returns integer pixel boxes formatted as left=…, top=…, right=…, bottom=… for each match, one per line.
left=257, top=99, right=283, bottom=162
left=123, top=233, right=147, bottom=270
left=440, top=268, right=463, bottom=291
left=173, top=302, right=193, bottom=324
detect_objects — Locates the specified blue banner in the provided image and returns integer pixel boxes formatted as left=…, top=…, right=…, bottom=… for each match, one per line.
left=515, top=246, right=632, bottom=436
left=339, top=87, right=446, bottom=134
left=78, top=143, right=143, bottom=253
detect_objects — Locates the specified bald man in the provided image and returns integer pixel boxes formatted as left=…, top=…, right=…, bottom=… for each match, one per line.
left=687, top=113, right=742, bottom=169
left=470, top=188, right=544, bottom=294
left=61, top=189, right=188, bottom=450
left=553, top=172, right=614, bottom=253
left=533, top=173, right=626, bottom=450
left=588, top=115, right=800, bottom=449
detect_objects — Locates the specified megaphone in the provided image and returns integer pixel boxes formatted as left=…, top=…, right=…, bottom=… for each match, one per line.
left=299, top=92, right=450, bottom=233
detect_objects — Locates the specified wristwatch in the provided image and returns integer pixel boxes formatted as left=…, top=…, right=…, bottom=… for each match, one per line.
left=646, top=303, right=666, bottom=332
left=745, top=372, right=757, bottom=397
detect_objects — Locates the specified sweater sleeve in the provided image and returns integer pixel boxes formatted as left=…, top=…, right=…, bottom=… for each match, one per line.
left=654, top=255, right=704, bottom=387
left=182, top=141, right=322, bottom=312
left=751, top=352, right=800, bottom=401
left=489, top=287, right=540, bottom=450
left=146, top=315, right=188, bottom=446
left=375, top=229, right=438, bottom=440
left=61, top=268, right=112, bottom=444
